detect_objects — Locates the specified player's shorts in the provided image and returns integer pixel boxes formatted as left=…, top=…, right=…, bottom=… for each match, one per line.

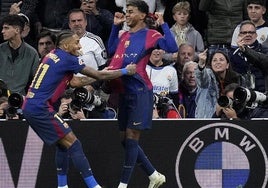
left=23, top=110, right=72, bottom=145
left=117, top=90, right=153, bottom=131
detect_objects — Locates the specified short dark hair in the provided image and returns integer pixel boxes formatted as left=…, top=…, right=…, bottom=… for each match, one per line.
left=37, top=31, right=56, bottom=44
left=126, top=0, right=149, bottom=15
left=247, top=0, right=266, bottom=6
left=1, top=14, right=25, bottom=31
left=68, top=8, right=87, bottom=21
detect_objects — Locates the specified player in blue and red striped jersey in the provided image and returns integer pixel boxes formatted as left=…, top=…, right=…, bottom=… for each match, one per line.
left=22, top=30, right=136, bottom=188
left=107, top=0, right=178, bottom=187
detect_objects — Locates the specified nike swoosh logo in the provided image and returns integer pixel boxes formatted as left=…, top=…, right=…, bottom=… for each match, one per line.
left=133, top=122, right=142, bottom=126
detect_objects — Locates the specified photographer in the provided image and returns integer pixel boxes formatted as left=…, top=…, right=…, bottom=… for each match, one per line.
left=214, top=83, right=242, bottom=119
left=215, top=83, right=268, bottom=119
left=57, top=88, right=116, bottom=120
left=0, top=96, right=20, bottom=120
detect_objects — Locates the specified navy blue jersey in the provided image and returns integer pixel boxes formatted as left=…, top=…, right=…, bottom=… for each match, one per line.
left=23, top=48, right=85, bottom=113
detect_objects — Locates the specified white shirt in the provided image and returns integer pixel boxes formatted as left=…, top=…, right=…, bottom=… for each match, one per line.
left=77, top=32, right=107, bottom=76
left=146, top=64, right=178, bottom=95
left=231, top=24, right=268, bottom=47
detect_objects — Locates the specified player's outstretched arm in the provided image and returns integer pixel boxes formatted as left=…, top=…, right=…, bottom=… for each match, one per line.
left=70, top=64, right=136, bottom=87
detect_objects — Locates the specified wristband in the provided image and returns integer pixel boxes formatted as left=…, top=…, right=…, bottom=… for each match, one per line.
left=121, top=68, right=128, bottom=75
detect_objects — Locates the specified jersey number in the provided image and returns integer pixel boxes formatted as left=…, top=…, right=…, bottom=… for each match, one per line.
left=31, top=64, right=50, bottom=89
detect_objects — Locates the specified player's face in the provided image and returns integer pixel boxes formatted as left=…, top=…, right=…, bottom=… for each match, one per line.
left=69, top=12, right=87, bottom=37
left=1, top=24, right=20, bottom=41
left=65, top=34, right=82, bottom=56
left=125, top=6, right=146, bottom=27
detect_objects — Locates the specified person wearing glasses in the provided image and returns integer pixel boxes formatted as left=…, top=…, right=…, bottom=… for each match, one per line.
left=230, top=20, right=268, bottom=93
left=231, top=0, right=268, bottom=48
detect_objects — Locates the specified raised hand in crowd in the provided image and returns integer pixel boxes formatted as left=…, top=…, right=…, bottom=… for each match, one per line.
left=198, top=49, right=208, bottom=68
left=9, top=1, right=22, bottom=15
left=114, top=12, right=126, bottom=25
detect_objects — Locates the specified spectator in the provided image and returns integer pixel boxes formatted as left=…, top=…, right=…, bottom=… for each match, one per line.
left=36, top=30, right=56, bottom=58
left=0, top=1, right=38, bottom=46
left=230, top=20, right=268, bottom=92
left=163, top=0, right=207, bottom=39
left=68, top=8, right=107, bottom=71
left=169, top=1, right=204, bottom=60
left=68, top=8, right=109, bottom=105
left=146, top=49, right=179, bottom=118
left=215, top=83, right=268, bottom=119
left=195, top=50, right=243, bottom=118
left=237, top=27, right=268, bottom=92
left=231, top=0, right=268, bottom=48
left=175, top=43, right=196, bottom=82
left=199, top=0, right=247, bottom=57
left=178, top=61, right=198, bottom=118
left=79, top=0, right=114, bottom=46
left=0, top=14, right=39, bottom=95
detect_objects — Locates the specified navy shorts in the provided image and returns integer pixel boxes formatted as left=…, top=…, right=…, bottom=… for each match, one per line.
left=23, top=110, right=72, bottom=145
left=117, top=90, right=153, bottom=131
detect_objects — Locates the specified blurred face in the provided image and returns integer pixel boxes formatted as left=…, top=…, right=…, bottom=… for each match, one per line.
left=0, top=101, right=8, bottom=117
left=63, top=34, right=82, bottom=56
left=247, top=4, right=266, bottom=23
left=178, top=45, right=195, bottom=66
left=211, top=53, right=229, bottom=74
left=1, top=24, right=20, bottom=41
left=150, top=49, right=165, bottom=64
left=125, top=5, right=146, bottom=28
left=81, top=0, right=97, bottom=11
left=226, top=91, right=234, bottom=100
left=38, top=36, right=55, bottom=57
left=239, top=24, right=257, bottom=45
left=173, top=10, right=190, bottom=26
left=68, top=12, right=87, bottom=37
left=183, top=63, right=197, bottom=89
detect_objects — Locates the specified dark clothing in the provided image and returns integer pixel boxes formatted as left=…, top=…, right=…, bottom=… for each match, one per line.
left=85, top=9, right=113, bottom=45
left=178, top=81, right=197, bottom=118
left=243, top=46, right=268, bottom=92
left=35, top=0, right=80, bottom=29
left=230, top=41, right=268, bottom=92
left=199, top=0, right=247, bottom=45
left=215, top=69, right=244, bottom=96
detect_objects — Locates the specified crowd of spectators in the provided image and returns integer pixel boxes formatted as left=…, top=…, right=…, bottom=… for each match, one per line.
left=0, top=0, right=268, bottom=120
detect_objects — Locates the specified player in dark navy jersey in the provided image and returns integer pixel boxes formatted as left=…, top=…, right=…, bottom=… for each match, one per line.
left=22, top=30, right=136, bottom=188
left=107, top=0, right=178, bottom=187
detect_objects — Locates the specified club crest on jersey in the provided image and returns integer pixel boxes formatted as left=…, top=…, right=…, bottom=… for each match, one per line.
left=124, top=40, right=130, bottom=48
left=175, top=122, right=268, bottom=188
left=78, top=58, right=85, bottom=65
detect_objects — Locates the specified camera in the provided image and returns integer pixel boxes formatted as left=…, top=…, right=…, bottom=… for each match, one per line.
left=154, top=94, right=181, bottom=118
left=69, top=87, right=105, bottom=112
left=233, top=86, right=267, bottom=108
left=218, top=96, right=233, bottom=108
left=5, top=92, right=24, bottom=118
